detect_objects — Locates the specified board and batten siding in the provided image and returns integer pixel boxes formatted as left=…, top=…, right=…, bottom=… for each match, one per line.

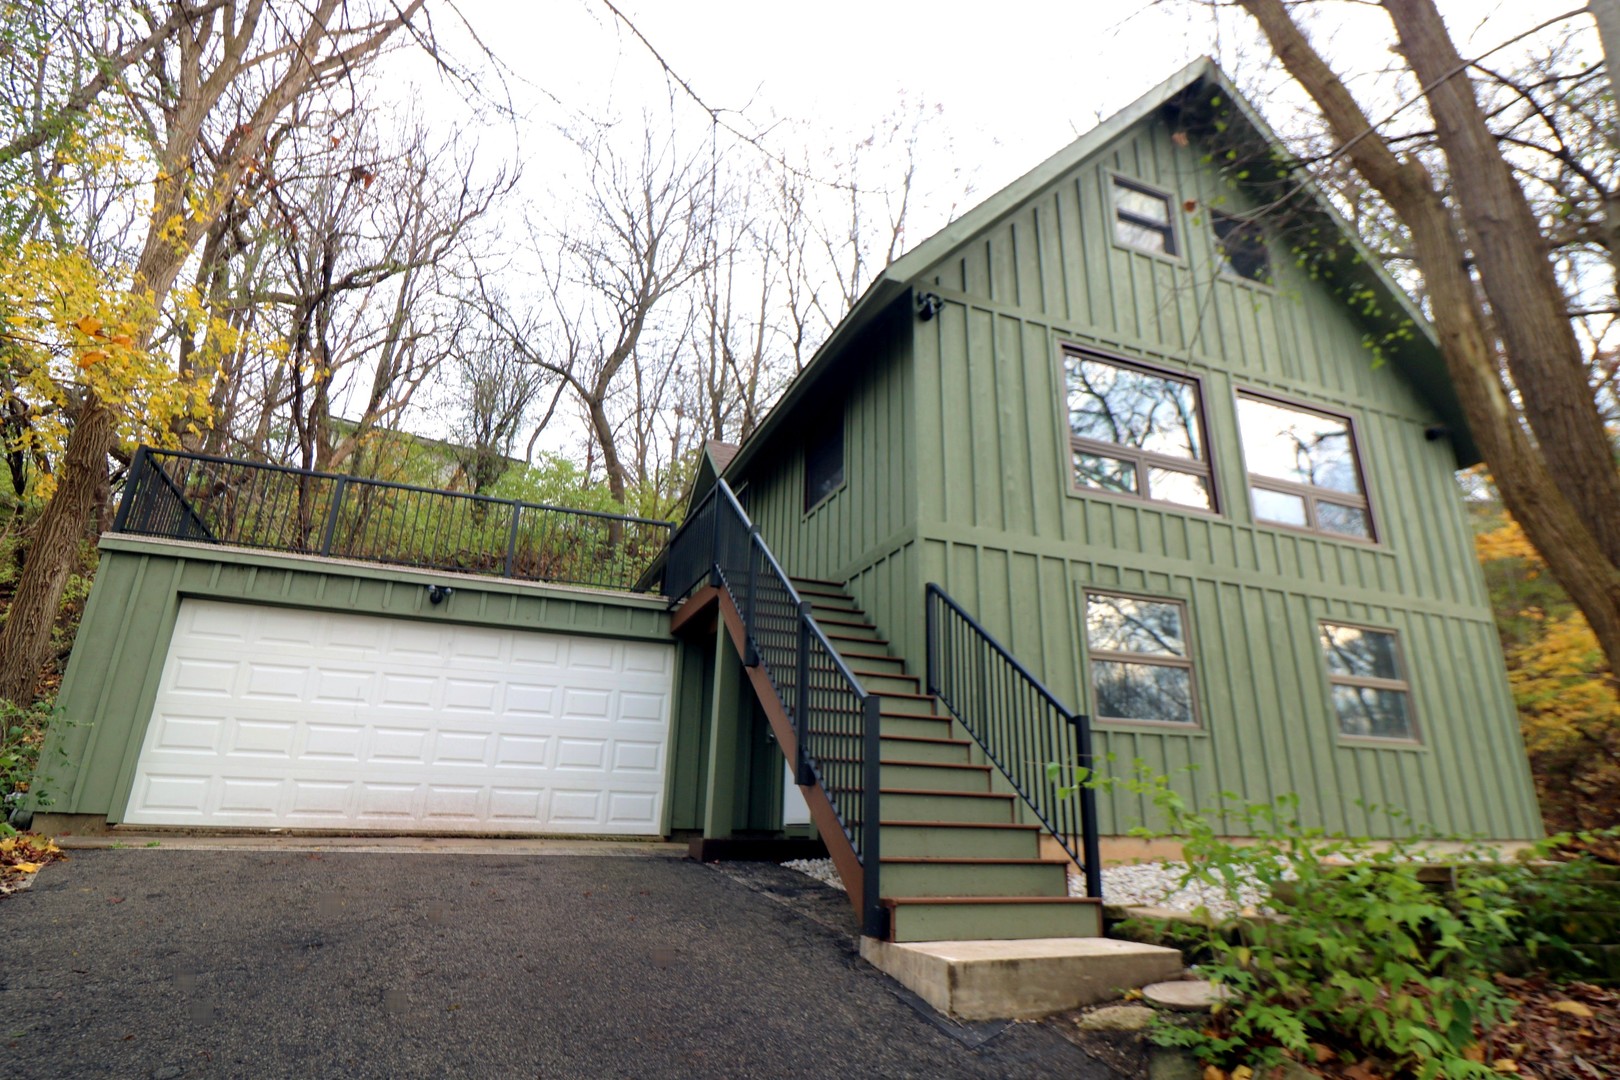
left=737, top=311, right=926, bottom=667
left=34, top=536, right=696, bottom=831
left=905, top=110, right=1539, bottom=838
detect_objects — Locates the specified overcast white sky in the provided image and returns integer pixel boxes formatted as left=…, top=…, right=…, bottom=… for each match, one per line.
left=376, top=0, right=1591, bottom=452
left=409, top=0, right=1580, bottom=231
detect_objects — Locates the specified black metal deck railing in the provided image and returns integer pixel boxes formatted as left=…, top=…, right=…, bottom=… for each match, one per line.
left=926, top=583, right=1103, bottom=899
left=111, top=447, right=673, bottom=593
left=665, top=481, right=884, bottom=937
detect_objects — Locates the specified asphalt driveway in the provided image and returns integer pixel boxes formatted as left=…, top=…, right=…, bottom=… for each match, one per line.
left=0, top=847, right=1119, bottom=1079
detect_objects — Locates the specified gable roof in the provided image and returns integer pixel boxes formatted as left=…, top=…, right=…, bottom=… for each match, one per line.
left=722, top=57, right=1476, bottom=481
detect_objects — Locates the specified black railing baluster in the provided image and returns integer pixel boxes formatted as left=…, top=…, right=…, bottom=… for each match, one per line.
left=924, top=582, right=1102, bottom=900
left=107, top=447, right=671, bottom=591
left=662, top=479, right=881, bottom=934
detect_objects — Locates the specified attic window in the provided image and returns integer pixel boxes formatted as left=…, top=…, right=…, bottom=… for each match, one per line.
left=1213, top=212, right=1271, bottom=283
left=804, top=411, right=844, bottom=511
left=1112, top=177, right=1178, bottom=256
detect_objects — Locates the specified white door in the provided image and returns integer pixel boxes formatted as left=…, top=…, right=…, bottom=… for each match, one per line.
left=124, top=600, right=674, bottom=834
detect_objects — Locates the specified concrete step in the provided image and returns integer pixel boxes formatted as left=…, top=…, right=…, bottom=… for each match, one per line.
left=860, top=933, right=1182, bottom=1019
left=878, top=734, right=972, bottom=765
left=880, top=789, right=1015, bottom=824
left=879, top=857, right=1070, bottom=898
left=881, top=821, right=1043, bottom=859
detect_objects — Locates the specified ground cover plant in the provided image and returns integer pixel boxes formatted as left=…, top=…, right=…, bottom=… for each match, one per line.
left=1063, top=763, right=1619, bottom=1078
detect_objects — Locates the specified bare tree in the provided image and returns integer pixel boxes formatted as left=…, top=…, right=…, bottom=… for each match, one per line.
left=497, top=121, right=714, bottom=504
left=0, top=0, right=432, bottom=705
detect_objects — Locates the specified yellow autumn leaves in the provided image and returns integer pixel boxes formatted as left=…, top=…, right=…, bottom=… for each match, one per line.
left=0, top=240, right=213, bottom=498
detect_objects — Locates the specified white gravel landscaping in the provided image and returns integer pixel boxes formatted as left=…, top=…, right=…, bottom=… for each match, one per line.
left=780, top=857, right=1276, bottom=917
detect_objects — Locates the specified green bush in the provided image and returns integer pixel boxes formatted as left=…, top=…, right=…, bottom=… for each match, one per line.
left=1, top=696, right=57, bottom=833
left=1060, top=762, right=1611, bottom=1078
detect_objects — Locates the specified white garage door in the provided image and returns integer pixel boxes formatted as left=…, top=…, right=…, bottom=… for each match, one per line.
left=124, top=600, right=674, bottom=834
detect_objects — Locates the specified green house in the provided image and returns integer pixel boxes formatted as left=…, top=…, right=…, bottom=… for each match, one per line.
left=29, top=59, right=1538, bottom=949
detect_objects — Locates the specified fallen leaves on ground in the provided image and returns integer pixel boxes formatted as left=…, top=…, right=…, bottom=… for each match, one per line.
left=0, top=833, right=66, bottom=895
left=1481, top=974, right=1620, bottom=1079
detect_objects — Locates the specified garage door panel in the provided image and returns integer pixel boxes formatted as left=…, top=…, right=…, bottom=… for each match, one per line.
left=125, top=600, right=673, bottom=834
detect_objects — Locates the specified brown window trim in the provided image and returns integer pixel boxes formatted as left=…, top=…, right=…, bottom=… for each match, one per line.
left=1084, top=589, right=1203, bottom=729
left=1063, top=349, right=1218, bottom=514
left=1109, top=174, right=1181, bottom=259
left=1319, top=619, right=1421, bottom=746
left=1236, top=389, right=1378, bottom=543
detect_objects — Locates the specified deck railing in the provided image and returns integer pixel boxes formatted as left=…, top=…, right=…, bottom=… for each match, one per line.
left=925, top=583, right=1103, bottom=899
left=665, top=481, right=884, bottom=936
left=111, top=447, right=672, bottom=593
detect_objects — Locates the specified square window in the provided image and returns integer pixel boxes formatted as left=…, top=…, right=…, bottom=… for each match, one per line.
left=1213, top=212, right=1271, bottom=283
left=1319, top=622, right=1416, bottom=741
left=1112, top=177, right=1178, bottom=256
left=1236, top=393, right=1373, bottom=539
left=1065, top=352, right=1213, bottom=511
left=803, top=411, right=844, bottom=511
left=1086, top=592, right=1198, bottom=725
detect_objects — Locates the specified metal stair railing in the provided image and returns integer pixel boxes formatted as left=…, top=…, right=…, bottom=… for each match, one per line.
left=110, top=446, right=672, bottom=593
left=664, top=480, right=884, bottom=936
left=925, top=582, right=1103, bottom=899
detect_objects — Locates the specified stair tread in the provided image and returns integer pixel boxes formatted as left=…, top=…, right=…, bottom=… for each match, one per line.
left=881, top=820, right=1042, bottom=830
left=790, top=575, right=846, bottom=586
left=883, top=895, right=1100, bottom=906
left=879, top=735, right=973, bottom=747
left=878, top=759, right=990, bottom=772
left=881, top=787, right=1014, bottom=799
left=881, top=856, right=1070, bottom=866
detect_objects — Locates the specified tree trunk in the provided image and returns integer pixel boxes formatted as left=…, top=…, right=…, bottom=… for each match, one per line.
left=0, top=401, right=113, bottom=705
left=1237, top=0, right=1620, bottom=675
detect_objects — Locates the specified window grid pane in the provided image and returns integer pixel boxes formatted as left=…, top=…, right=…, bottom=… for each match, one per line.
left=1319, top=622, right=1415, bottom=741
left=1086, top=592, right=1198, bottom=726
left=1066, top=354, right=1211, bottom=511
left=1237, top=393, right=1373, bottom=540
left=1112, top=178, right=1178, bottom=255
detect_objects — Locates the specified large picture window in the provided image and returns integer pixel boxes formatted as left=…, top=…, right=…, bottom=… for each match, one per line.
left=1085, top=592, right=1198, bottom=726
left=1319, top=622, right=1416, bottom=741
left=1064, top=353, right=1213, bottom=511
left=1236, top=393, right=1373, bottom=539
left=1112, top=177, right=1178, bottom=256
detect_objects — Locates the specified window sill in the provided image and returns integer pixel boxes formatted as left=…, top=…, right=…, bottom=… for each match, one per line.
left=1251, top=517, right=1381, bottom=549
left=1063, top=483, right=1220, bottom=518
left=803, top=482, right=846, bottom=520
left=1093, top=719, right=1208, bottom=736
left=1336, top=735, right=1426, bottom=752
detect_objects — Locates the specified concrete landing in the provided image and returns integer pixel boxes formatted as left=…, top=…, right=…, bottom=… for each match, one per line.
left=860, top=935, right=1184, bottom=1020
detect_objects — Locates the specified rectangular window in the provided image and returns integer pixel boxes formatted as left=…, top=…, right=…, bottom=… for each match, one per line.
left=1086, top=592, right=1198, bottom=726
left=1213, top=212, right=1271, bottom=283
left=1236, top=393, right=1373, bottom=539
left=1065, top=352, right=1213, bottom=511
left=1319, top=622, right=1416, bottom=741
left=1112, top=177, right=1178, bottom=256
left=803, top=411, right=844, bottom=511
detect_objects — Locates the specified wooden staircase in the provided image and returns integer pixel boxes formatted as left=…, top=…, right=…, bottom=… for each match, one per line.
left=790, top=576, right=1103, bottom=943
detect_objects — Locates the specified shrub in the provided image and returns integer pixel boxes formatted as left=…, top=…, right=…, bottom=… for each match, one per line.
left=1061, top=763, right=1611, bottom=1078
